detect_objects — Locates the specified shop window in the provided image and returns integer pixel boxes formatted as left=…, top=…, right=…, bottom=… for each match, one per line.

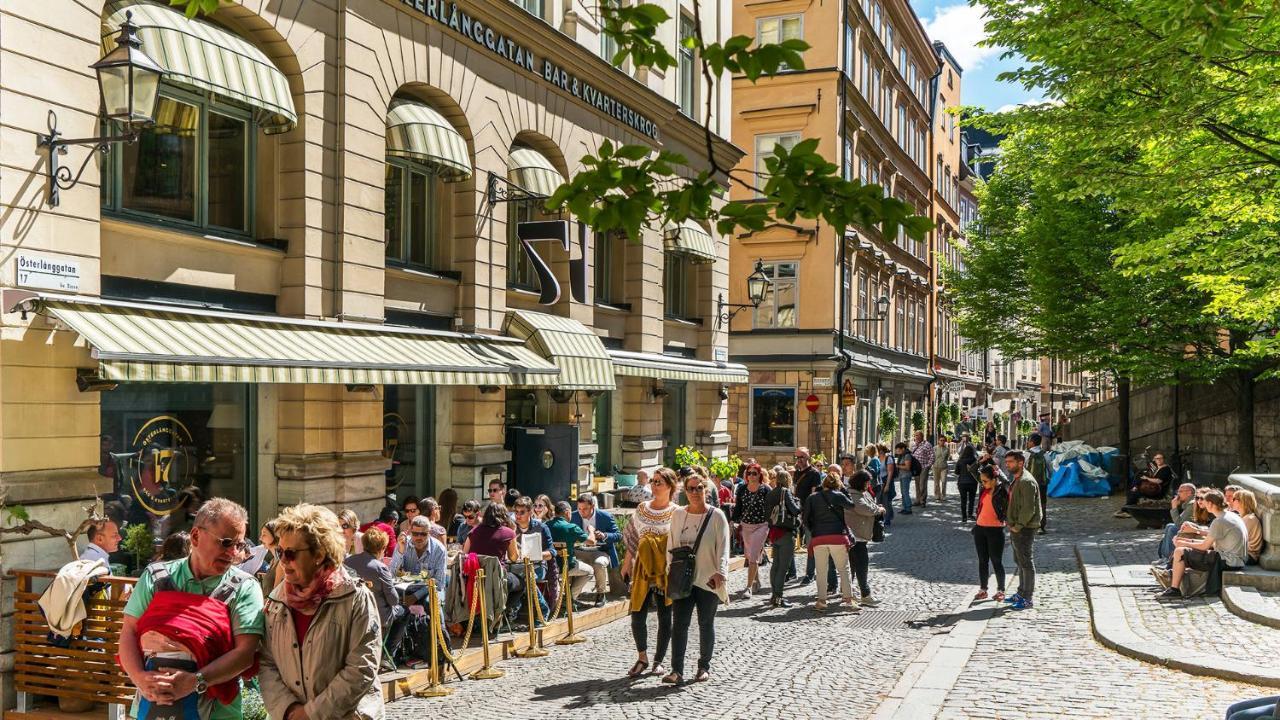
left=678, top=14, right=697, bottom=117
left=385, top=160, right=448, bottom=270
left=753, top=261, right=796, bottom=328
left=507, top=201, right=541, bottom=291
left=594, top=231, right=625, bottom=305
left=664, top=253, right=696, bottom=320
left=383, top=386, right=437, bottom=499
left=99, top=384, right=255, bottom=539
left=103, top=89, right=254, bottom=236
left=751, top=387, right=796, bottom=448
left=662, top=382, right=688, bottom=463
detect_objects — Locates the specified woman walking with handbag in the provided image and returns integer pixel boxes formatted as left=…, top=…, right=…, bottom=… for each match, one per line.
left=802, top=471, right=856, bottom=611
left=732, top=463, right=771, bottom=597
left=764, top=470, right=802, bottom=607
left=663, top=472, right=730, bottom=685
left=842, top=471, right=884, bottom=607
left=621, top=468, right=679, bottom=679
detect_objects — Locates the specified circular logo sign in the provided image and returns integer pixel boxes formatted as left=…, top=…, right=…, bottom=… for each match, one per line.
left=114, top=415, right=196, bottom=516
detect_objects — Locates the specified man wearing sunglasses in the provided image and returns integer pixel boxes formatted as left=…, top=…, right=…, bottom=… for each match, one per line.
left=118, top=498, right=264, bottom=720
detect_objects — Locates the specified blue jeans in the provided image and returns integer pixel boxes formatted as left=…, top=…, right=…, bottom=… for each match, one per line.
left=1158, top=523, right=1179, bottom=560
left=881, top=481, right=896, bottom=527
left=899, top=473, right=913, bottom=512
left=1225, top=696, right=1279, bottom=720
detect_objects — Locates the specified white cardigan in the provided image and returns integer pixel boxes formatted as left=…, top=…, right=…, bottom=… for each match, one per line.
left=667, top=506, right=731, bottom=604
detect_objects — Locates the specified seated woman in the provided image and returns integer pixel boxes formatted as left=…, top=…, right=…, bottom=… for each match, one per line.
left=342, top=528, right=407, bottom=658
left=1231, top=489, right=1264, bottom=566
left=461, top=503, right=520, bottom=626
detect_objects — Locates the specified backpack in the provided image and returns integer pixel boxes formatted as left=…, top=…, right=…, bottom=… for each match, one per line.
left=769, top=489, right=798, bottom=530
left=146, top=561, right=248, bottom=606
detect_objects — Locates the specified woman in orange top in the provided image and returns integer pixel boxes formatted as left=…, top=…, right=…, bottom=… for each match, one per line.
left=973, top=465, right=1009, bottom=601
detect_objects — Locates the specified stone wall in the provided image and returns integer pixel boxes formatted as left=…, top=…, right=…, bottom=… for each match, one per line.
left=1067, top=380, right=1280, bottom=486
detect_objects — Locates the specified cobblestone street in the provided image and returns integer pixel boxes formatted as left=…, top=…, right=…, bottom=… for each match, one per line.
left=387, top=483, right=1275, bottom=719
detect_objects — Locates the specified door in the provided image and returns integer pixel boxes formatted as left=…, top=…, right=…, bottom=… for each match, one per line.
left=662, top=381, right=688, bottom=464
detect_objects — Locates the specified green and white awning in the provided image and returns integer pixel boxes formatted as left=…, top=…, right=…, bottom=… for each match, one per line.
left=386, top=100, right=472, bottom=181
left=104, top=0, right=297, bottom=134
left=20, top=294, right=558, bottom=386
left=609, top=350, right=748, bottom=384
left=663, top=220, right=718, bottom=264
left=508, top=147, right=565, bottom=198
left=503, top=310, right=615, bottom=391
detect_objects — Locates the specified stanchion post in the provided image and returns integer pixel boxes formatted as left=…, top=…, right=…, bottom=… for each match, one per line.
left=515, top=560, right=549, bottom=658
left=468, top=568, right=504, bottom=680
left=413, top=579, right=453, bottom=697
left=556, top=546, right=585, bottom=645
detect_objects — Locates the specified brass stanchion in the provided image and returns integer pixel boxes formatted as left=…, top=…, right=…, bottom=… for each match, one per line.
left=556, top=546, right=585, bottom=645
left=413, top=579, right=453, bottom=698
left=468, top=568, right=504, bottom=680
left=515, top=560, right=549, bottom=658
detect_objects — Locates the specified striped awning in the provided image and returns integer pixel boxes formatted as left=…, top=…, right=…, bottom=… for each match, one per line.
left=508, top=147, right=565, bottom=198
left=609, top=350, right=749, bottom=384
left=386, top=100, right=472, bottom=181
left=503, top=310, right=615, bottom=391
left=104, top=1, right=297, bottom=134
left=663, top=220, right=717, bottom=264
left=19, top=294, right=558, bottom=386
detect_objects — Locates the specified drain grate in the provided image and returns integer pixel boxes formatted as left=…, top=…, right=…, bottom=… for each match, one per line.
left=847, top=610, right=919, bottom=629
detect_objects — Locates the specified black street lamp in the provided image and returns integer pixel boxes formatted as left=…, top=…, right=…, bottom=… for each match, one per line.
left=37, top=11, right=165, bottom=206
left=716, top=259, right=772, bottom=328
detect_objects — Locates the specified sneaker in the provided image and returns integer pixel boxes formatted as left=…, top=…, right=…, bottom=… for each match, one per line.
left=814, top=602, right=828, bottom=612
left=974, top=590, right=989, bottom=601
left=1010, top=597, right=1034, bottom=610
left=1003, top=593, right=1022, bottom=604
left=1113, top=510, right=1132, bottom=519
left=797, top=576, right=814, bottom=587
left=859, top=595, right=880, bottom=607
left=1157, top=587, right=1182, bottom=599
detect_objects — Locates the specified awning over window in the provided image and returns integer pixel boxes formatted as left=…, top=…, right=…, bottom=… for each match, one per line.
left=609, top=350, right=748, bottom=384
left=11, top=293, right=558, bottom=386
left=386, top=100, right=472, bottom=181
left=503, top=310, right=615, bottom=391
left=104, top=1, right=297, bottom=134
left=508, top=147, right=565, bottom=198
left=663, top=220, right=718, bottom=264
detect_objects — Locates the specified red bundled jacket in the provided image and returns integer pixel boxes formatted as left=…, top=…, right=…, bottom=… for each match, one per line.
left=129, top=590, right=258, bottom=705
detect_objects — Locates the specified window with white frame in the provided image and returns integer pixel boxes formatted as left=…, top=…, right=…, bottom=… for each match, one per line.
left=895, top=291, right=905, bottom=350
left=907, top=298, right=916, bottom=353
left=757, top=15, right=803, bottom=70
left=751, top=387, right=797, bottom=448
left=857, top=271, right=868, bottom=339
left=754, top=261, right=798, bottom=328
left=600, top=0, right=619, bottom=61
left=754, top=132, right=801, bottom=193
left=678, top=14, right=696, bottom=117
left=663, top=252, right=696, bottom=320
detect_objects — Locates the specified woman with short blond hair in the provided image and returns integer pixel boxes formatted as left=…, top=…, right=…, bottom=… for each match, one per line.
left=1232, top=489, right=1264, bottom=565
left=259, top=505, right=383, bottom=720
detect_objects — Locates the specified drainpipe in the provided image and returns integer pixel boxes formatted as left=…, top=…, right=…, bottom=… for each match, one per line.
left=834, top=5, right=849, bottom=459
left=331, top=0, right=348, bottom=320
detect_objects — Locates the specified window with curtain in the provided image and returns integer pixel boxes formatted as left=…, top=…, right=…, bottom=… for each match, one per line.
left=857, top=272, right=868, bottom=339
left=754, top=261, right=798, bottom=328
left=907, top=298, right=916, bottom=354
left=895, top=292, right=905, bottom=350
left=104, top=89, right=253, bottom=236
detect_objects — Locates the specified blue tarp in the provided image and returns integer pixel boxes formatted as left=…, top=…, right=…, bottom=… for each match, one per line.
left=1047, top=461, right=1111, bottom=498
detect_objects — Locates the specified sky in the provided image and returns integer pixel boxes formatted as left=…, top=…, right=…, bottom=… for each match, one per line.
left=911, top=0, right=1039, bottom=112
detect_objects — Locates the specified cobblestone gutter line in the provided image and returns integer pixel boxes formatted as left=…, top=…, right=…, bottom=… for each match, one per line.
left=1076, top=543, right=1280, bottom=687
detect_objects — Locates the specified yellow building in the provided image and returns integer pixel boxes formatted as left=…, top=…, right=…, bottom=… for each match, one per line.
left=0, top=0, right=742, bottom=664
left=727, top=0, right=938, bottom=464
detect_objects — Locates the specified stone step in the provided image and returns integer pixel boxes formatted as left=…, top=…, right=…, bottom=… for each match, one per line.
left=1222, top=586, right=1280, bottom=630
left=1223, top=567, right=1280, bottom=592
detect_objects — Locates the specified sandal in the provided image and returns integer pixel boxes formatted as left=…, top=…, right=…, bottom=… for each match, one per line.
left=993, top=591, right=1005, bottom=602
left=661, top=672, right=683, bottom=685
left=694, top=669, right=711, bottom=682
left=627, top=659, right=649, bottom=678
left=974, top=590, right=988, bottom=601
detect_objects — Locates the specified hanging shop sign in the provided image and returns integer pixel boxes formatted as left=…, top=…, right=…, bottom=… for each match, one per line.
left=402, top=0, right=661, bottom=140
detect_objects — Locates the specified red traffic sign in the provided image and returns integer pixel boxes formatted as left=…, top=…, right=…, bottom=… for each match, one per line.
left=804, top=394, right=820, bottom=413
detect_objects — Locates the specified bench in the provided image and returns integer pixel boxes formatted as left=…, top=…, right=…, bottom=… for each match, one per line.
left=11, top=569, right=137, bottom=720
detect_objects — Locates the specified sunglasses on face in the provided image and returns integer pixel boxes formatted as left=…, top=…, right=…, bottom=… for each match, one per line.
left=515, top=509, right=530, bottom=516
left=464, top=513, right=476, bottom=520
left=201, top=530, right=249, bottom=553
left=687, top=484, right=704, bottom=492
left=405, top=507, right=419, bottom=514
left=489, top=488, right=503, bottom=494
left=410, top=531, right=430, bottom=538
left=274, top=547, right=312, bottom=562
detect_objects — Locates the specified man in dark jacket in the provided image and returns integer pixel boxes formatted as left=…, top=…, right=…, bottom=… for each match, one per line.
left=764, top=478, right=802, bottom=607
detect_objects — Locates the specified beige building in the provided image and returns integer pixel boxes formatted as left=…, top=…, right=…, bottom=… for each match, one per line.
left=726, top=0, right=940, bottom=465
left=0, top=0, right=742, bottom=692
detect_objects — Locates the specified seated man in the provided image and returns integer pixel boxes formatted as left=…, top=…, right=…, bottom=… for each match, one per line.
left=1160, top=489, right=1247, bottom=599
left=1156, top=483, right=1198, bottom=561
left=81, top=518, right=122, bottom=564
left=450, top=500, right=480, bottom=545
left=546, top=501, right=600, bottom=609
left=571, top=492, right=620, bottom=603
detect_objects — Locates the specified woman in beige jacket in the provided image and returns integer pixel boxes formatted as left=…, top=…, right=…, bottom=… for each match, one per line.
left=259, top=504, right=384, bottom=720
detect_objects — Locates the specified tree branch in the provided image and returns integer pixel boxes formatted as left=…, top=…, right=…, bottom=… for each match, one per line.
left=1201, top=121, right=1280, bottom=166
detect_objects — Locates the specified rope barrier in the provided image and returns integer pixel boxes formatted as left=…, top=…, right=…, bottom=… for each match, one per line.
left=468, top=568, right=504, bottom=680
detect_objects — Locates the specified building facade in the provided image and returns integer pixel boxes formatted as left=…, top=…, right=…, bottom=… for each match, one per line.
left=726, top=0, right=939, bottom=465
left=0, top=0, right=742, bottom=660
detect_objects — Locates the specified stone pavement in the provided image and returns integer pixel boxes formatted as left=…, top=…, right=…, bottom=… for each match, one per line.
left=386, top=483, right=1276, bottom=720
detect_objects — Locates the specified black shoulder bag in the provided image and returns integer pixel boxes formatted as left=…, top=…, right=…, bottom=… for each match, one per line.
left=667, top=512, right=713, bottom=601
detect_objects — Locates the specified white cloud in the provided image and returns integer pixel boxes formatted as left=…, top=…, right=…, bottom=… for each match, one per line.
left=994, top=98, right=1061, bottom=113
left=923, top=3, right=1002, bottom=72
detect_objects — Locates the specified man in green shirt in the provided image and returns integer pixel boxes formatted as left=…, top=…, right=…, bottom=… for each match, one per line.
left=547, top=500, right=600, bottom=608
left=120, top=498, right=264, bottom=720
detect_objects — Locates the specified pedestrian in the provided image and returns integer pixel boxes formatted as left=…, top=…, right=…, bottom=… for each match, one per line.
left=1025, top=433, right=1050, bottom=532
left=802, top=471, right=856, bottom=612
left=972, top=465, right=1009, bottom=601
left=622, top=467, right=678, bottom=679
left=842, top=471, right=884, bottom=606
left=876, top=443, right=896, bottom=529
left=1037, top=412, right=1054, bottom=450
left=992, top=435, right=1009, bottom=467
left=732, top=463, right=771, bottom=596
left=911, top=431, right=934, bottom=509
left=893, top=448, right=921, bottom=515
left=838, top=453, right=859, bottom=485
left=862, top=444, right=883, bottom=495
left=1003, top=451, right=1042, bottom=610
left=117, top=499, right=263, bottom=720
left=764, top=469, right=801, bottom=607
left=792, top=447, right=827, bottom=586
left=983, top=420, right=996, bottom=447
left=932, top=434, right=951, bottom=502
left=663, top=472, right=730, bottom=685
left=956, top=434, right=979, bottom=522
left=259, top=503, right=384, bottom=720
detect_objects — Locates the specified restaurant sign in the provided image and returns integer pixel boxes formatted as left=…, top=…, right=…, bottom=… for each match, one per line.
left=402, top=0, right=661, bottom=140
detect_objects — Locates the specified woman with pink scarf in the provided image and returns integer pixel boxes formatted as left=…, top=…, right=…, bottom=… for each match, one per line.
left=259, top=504, right=384, bottom=720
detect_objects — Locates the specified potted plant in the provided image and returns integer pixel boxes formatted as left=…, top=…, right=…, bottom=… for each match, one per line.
left=674, top=445, right=709, bottom=470
left=123, top=522, right=156, bottom=575
left=910, top=409, right=926, bottom=433
left=878, top=407, right=899, bottom=442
